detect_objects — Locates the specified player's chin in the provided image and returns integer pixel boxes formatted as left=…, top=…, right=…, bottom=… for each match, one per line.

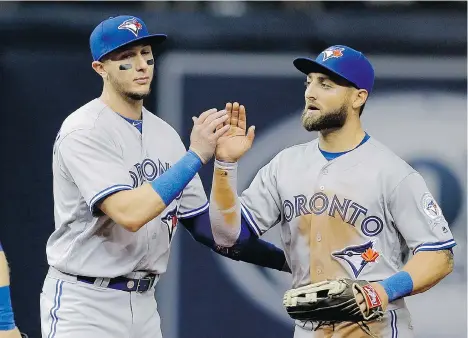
left=126, top=89, right=151, bottom=101
left=301, top=113, right=319, bottom=130
left=132, top=86, right=152, bottom=96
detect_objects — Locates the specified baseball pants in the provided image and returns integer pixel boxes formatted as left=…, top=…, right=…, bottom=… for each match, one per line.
left=40, top=268, right=161, bottom=338
left=293, top=307, right=414, bottom=338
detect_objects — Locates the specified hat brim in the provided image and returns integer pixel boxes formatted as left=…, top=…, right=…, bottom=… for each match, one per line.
left=97, top=34, right=167, bottom=61
left=293, top=57, right=357, bottom=88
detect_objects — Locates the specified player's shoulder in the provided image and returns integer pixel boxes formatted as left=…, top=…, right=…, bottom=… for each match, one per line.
left=365, top=137, right=417, bottom=177
left=57, top=98, right=109, bottom=136
left=259, top=139, right=318, bottom=171
left=275, top=139, right=318, bottom=160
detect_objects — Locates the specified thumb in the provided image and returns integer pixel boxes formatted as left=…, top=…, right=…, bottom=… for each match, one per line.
left=246, top=126, right=256, bottom=146
left=192, top=116, right=198, bottom=125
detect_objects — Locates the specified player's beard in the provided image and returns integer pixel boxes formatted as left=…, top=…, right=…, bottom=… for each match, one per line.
left=124, top=90, right=150, bottom=101
left=301, top=104, right=348, bottom=132
left=108, top=72, right=152, bottom=101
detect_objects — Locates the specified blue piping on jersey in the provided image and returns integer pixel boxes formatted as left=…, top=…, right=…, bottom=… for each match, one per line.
left=413, top=239, right=456, bottom=254
left=240, top=203, right=263, bottom=236
left=319, top=132, right=370, bottom=161
left=178, top=201, right=209, bottom=219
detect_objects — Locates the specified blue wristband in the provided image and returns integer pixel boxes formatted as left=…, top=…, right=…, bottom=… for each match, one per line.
left=378, top=271, right=414, bottom=303
left=151, top=150, right=203, bottom=205
left=0, top=241, right=2, bottom=252
left=0, top=286, right=15, bottom=331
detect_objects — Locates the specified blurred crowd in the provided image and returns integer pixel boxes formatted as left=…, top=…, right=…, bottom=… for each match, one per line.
left=1, top=1, right=464, bottom=16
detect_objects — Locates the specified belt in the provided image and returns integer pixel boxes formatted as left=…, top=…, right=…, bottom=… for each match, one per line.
left=74, top=274, right=157, bottom=293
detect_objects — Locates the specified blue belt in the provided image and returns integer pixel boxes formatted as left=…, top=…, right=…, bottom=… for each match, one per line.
left=76, top=274, right=157, bottom=293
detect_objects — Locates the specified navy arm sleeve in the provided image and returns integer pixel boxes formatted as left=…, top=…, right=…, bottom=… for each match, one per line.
left=179, top=210, right=290, bottom=273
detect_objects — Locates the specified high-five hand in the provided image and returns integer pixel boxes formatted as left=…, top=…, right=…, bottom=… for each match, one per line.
left=215, top=102, right=255, bottom=163
left=189, top=108, right=231, bottom=164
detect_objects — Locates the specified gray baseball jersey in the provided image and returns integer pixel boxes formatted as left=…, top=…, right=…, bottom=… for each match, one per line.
left=47, top=98, right=207, bottom=278
left=239, top=137, right=456, bottom=289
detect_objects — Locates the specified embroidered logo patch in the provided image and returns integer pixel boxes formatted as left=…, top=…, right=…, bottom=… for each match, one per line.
left=322, top=47, right=345, bottom=61
left=118, top=18, right=143, bottom=37
left=421, top=192, right=442, bottom=220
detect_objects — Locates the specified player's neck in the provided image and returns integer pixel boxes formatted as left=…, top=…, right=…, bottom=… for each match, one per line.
left=99, top=89, right=143, bottom=120
left=318, top=119, right=366, bottom=153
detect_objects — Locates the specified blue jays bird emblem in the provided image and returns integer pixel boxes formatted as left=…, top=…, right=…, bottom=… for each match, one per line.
left=421, top=192, right=442, bottom=219
left=332, top=241, right=379, bottom=278
left=161, top=207, right=178, bottom=242
left=322, top=47, right=345, bottom=61
left=118, top=18, right=143, bottom=37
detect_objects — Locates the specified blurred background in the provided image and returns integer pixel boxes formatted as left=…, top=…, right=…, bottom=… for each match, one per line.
left=0, top=1, right=465, bottom=337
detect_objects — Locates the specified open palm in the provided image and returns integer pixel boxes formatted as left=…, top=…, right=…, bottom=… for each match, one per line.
left=215, top=102, right=255, bottom=163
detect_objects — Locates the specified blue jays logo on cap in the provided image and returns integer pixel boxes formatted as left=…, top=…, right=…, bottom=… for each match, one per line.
left=322, top=47, right=345, bottom=61
left=118, top=18, right=143, bottom=37
left=293, top=45, right=375, bottom=93
left=90, top=15, right=167, bottom=61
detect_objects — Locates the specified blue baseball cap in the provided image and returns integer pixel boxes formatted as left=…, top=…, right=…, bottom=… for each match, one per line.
left=293, top=45, right=375, bottom=93
left=90, top=15, right=167, bottom=61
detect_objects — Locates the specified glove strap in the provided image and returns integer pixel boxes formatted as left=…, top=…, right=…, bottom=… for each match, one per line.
left=360, top=284, right=383, bottom=310
left=353, top=282, right=384, bottom=321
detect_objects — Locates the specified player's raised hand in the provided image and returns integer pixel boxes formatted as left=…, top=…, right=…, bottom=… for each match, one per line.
left=189, top=108, right=231, bottom=164
left=215, top=102, right=255, bottom=163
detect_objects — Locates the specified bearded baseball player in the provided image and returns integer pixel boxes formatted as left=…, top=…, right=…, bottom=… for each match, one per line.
left=209, top=45, right=456, bottom=337
left=40, top=15, right=290, bottom=338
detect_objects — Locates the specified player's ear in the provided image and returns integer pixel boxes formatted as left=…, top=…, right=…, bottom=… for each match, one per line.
left=92, top=61, right=107, bottom=80
left=351, top=89, right=368, bottom=112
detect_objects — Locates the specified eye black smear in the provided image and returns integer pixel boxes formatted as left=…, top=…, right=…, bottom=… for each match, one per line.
left=119, top=64, right=132, bottom=70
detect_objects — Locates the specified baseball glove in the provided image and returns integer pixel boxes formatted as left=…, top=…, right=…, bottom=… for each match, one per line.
left=283, top=278, right=384, bottom=324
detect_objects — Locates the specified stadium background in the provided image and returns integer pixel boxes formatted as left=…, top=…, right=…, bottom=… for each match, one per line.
left=0, top=1, right=465, bottom=337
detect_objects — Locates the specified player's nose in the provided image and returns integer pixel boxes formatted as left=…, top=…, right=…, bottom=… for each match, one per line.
left=134, top=54, right=149, bottom=71
left=304, top=82, right=317, bottom=100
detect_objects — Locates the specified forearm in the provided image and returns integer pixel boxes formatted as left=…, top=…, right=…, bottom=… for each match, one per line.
left=229, top=237, right=290, bottom=272
left=209, top=160, right=242, bottom=246
left=403, top=249, right=454, bottom=295
left=100, top=150, right=203, bottom=232
left=183, top=212, right=290, bottom=272
left=378, top=249, right=454, bottom=303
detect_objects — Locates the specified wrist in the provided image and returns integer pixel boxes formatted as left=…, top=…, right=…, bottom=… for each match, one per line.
left=214, top=159, right=238, bottom=170
left=214, top=155, right=238, bottom=164
left=187, top=149, right=203, bottom=164
left=188, top=147, right=208, bottom=164
left=151, top=150, right=203, bottom=206
left=377, top=271, right=414, bottom=303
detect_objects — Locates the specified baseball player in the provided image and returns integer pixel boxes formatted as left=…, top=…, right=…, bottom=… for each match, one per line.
left=0, top=241, right=22, bottom=338
left=209, top=45, right=456, bottom=337
left=40, top=15, right=289, bottom=338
